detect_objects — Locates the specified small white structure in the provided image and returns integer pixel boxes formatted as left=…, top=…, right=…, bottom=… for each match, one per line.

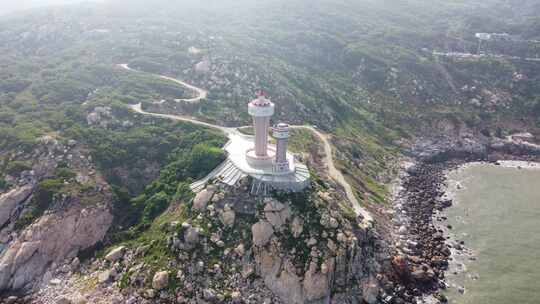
left=475, top=33, right=492, bottom=41
left=475, top=33, right=492, bottom=54
left=273, top=123, right=290, bottom=173
left=194, top=58, right=211, bottom=73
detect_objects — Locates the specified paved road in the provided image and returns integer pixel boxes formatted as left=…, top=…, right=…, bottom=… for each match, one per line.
left=122, top=66, right=373, bottom=227
left=431, top=52, right=540, bottom=63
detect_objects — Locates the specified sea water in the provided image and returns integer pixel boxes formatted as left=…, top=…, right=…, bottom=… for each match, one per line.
left=443, top=163, right=540, bottom=304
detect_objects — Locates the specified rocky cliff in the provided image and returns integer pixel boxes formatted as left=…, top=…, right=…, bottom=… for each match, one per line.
left=22, top=175, right=382, bottom=304
left=0, top=136, right=114, bottom=298
left=0, top=198, right=112, bottom=292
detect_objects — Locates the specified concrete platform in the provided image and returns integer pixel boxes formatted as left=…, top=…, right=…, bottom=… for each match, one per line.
left=190, top=129, right=310, bottom=194
left=225, top=132, right=296, bottom=175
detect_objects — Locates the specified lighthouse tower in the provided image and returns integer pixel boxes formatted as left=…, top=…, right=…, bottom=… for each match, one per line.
left=246, top=91, right=275, bottom=167
left=273, top=123, right=291, bottom=173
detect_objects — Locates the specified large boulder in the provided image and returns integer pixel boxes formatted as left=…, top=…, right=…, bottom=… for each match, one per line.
left=220, top=204, right=235, bottom=227
left=194, top=60, right=211, bottom=73
left=86, top=112, right=100, bottom=125
left=98, top=269, right=115, bottom=284
left=411, top=266, right=436, bottom=283
left=303, top=259, right=334, bottom=303
left=192, top=187, right=215, bottom=211
left=152, top=271, right=169, bottom=290
left=184, top=227, right=200, bottom=247
left=255, top=248, right=303, bottom=304
left=263, top=199, right=291, bottom=231
left=255, top=246, right=335, bottom=304
left=251, top=221, right=274, bottom=247
left=104, top=246, right=126, bottom=262
left=234, top=244, right=245, bottom=257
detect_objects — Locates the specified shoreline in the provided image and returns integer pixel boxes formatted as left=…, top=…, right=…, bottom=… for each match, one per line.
left=453, top=159, right=540, bottom=171
left=436, top=159, right=540, bottom=302
left=389, top=160, right=459, bottom=303
left=388, top=156, right=540, bottom=304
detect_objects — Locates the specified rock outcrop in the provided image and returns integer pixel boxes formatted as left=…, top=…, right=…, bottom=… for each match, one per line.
left=219, top=204, right=236, bottom=227
left=252, top=227, right=376, bottom=304
left=104, top=246, right=126, bottom=262
left=0, top=186, right=33, bottom=228
left=0, top=138, right=116, bottom=295
left=263, top=199, right=291, bottom=231
left=248, top=190, right=379, bottom=304
left=251, top=221, right=274, bottom=247
left=192, top=187, right=215, bottom=211
left=24, top=180, right=380, bottom=304
left=0, top=197, right=113, bottom=292
left=256, top=249, right=304, bottom=304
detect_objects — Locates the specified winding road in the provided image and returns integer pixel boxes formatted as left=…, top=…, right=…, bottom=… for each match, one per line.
left=290, top=125, right=373, bottom=224
left=119, top=64, right=373, bottom=227
left=119, top=64, right=207, bottom=104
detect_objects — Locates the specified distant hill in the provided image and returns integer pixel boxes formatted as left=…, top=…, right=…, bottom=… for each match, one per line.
left=0, top=0, right=104, bottom=16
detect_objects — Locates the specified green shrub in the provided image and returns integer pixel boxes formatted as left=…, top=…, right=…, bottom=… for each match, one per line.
left=5, top=161, right=32, bottom=176
left=14, top=178, right=63, bottom=230
left=56, top=167, right=77, bottom=181
left=141, top=191, right=169, bottom=225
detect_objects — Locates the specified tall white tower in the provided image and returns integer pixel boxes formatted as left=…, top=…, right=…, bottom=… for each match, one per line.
left=273, top=123, right=290, bottom=173
left=246, top=91, right=275, bottom=167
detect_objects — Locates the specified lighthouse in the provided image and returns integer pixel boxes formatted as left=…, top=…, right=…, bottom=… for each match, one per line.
left=273, top=123, right=290, bottom=173
left=191, top=90, right=310, bottom=195
left=246, top=91, right=275, bottom=167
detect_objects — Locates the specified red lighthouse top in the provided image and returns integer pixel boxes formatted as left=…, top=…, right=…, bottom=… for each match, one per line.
left=252, top=90, right=271, bottom=107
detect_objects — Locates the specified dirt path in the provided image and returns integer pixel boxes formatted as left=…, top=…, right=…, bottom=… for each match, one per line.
left=119, top=64, right=208, bottom=103
left=122, top=66, right=373, bottom=227
left=292, top=126, right=373, bottom=225
left=129, top=103, right=233, bottom=134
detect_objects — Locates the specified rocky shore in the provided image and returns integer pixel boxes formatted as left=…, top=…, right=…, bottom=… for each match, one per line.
left=389, top=134, right=540, bottom=304
left=388, top=161, right=460, bottom=303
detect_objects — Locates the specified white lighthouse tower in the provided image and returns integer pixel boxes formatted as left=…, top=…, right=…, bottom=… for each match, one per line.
left=273, top=123, right=290, bottom=173
left=246, top=91, right=275, bottom=168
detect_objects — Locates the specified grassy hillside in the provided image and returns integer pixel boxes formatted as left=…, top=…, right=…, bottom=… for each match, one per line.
left=1, top=0, right=539, bottom=237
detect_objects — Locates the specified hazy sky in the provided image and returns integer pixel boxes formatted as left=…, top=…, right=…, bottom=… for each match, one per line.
left=0, top=0, right=105, bottom=16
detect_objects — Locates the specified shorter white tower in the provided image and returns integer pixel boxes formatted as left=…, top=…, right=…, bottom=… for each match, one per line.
left=273, top=123, right=290, bottom=173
